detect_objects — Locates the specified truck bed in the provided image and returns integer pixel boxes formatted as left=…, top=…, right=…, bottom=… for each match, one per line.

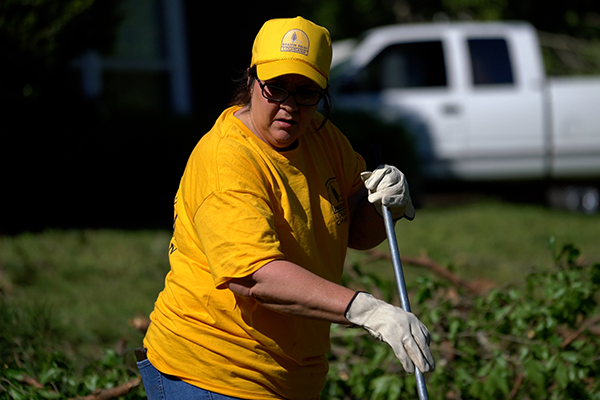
left=548, top=76, right=600, bottom=178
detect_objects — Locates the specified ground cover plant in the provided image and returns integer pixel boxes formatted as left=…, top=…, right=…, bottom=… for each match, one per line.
left=0, top=199, right=599, bottom=399
left=325, top=240, right=600, bottom=399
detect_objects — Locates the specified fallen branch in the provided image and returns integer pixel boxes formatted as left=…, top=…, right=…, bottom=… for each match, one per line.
left=68, top=378, right=141, bottom=400
left=20, top=374, right=44, bottom=389
left=17, top=374, right=59, bottom=396
left=508, top=372, right=524, bottom=400
left=364, top=249, right=493, bottom=295
left=561, top=314, right=600, bottom=348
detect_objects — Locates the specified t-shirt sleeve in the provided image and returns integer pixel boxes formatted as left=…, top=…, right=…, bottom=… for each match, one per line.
left=192, top=137, right=285, bottom=289
left=195, top=188, right=284, bottom=289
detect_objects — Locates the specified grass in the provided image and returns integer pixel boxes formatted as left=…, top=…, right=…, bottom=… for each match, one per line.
left=386, top=199, right=600, bottom=284
left=1, top=197, right=599, bottom=362
left=0, top=230, right=171, bottom=360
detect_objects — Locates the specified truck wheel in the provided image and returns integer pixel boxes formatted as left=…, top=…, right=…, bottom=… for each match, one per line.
left=565, top=187, right=581, bottom=211
left=547, top=185, right=599, bottom=214
left=581, top=187, right=599, bottom=214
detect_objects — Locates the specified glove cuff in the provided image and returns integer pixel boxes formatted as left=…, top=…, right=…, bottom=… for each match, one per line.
left=345, top=291, right=381, bottom=326
left=344, top=291, right=367, bottom=321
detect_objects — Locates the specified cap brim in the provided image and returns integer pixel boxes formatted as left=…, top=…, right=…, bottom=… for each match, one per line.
left=257, top=60, right=328, bottom=89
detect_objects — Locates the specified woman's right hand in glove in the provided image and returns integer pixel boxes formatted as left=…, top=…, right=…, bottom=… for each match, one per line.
left=345, top=292, right=435, bottom=374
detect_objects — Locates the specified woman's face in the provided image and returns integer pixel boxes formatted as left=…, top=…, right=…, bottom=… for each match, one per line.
left=247, top=74, right=321, bottom=151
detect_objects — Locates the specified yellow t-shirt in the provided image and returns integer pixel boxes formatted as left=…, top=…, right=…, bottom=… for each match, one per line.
left=144, top=106, right=366, bottom=399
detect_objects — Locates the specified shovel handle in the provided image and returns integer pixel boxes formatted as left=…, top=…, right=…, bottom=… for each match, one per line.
left=382, top=204, right=429, bottom=400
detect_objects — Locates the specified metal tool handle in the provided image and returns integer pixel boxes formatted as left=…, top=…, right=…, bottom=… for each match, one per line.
left=382, top=204, right=429, bottom=400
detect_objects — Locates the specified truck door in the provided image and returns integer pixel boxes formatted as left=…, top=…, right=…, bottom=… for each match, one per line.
left=463, top=36, right=546, bottom=179
left=333, top=39, right=469, bottom=180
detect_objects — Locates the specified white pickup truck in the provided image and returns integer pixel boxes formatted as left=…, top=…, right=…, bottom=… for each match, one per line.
left=330, top=21, right=600, bottom=212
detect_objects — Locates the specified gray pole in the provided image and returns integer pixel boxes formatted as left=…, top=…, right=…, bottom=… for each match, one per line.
left=382, top=204, right=429, bottom=400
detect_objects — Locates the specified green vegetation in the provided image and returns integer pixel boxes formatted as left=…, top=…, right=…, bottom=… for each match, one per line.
left=0, top=230, right=170, bottom=361
left=328, top=240, right=600, bottom=399
left=1, top=200, right=599, bottom=398
left=394, top=200, right=600, bottom=284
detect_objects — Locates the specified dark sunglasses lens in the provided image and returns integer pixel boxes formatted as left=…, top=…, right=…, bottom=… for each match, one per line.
left=261, top=82, right=322, bottom=106
left=296, top=91, right=321, bottom=106
left=263, top=84, right=288, bottom=101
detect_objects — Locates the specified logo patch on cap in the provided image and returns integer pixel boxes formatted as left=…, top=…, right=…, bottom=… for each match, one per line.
left=280, top=29, right=310, bottom=57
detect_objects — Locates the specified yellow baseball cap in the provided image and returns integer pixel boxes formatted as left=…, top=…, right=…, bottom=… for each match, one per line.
left=251, top=17, right=332, bottom=89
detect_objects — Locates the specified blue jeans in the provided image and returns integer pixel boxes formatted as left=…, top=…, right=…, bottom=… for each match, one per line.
left=137, top=358, right=245, bottom=400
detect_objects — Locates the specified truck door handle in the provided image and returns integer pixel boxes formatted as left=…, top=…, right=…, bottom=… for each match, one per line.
left=442, top=103, right=462, bottom=115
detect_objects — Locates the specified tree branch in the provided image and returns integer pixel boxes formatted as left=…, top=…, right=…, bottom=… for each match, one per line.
left=561, top=314, right=600, bottom=348
left=68, top=378, right=141, bottom=400
left=509, top=372, right=524, bottom=400
left=364, top=249, right=493, bottom=295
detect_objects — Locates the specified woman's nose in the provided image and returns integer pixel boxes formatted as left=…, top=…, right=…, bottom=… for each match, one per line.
left=280, top=93, right=299, bottom=111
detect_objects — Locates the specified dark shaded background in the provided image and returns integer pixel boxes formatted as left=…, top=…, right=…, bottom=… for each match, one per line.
left=2, top=1, right=295, bottom=234
left=2, top=0, right=599, bottom=234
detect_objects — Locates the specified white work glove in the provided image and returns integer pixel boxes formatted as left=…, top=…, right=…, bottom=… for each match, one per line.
left=360, top=164, right=415, bottom=221
left=345, top=292, right=435, bottom=374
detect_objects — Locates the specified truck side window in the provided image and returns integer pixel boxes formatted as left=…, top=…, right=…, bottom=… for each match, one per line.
left=468, top=38, right=514, bottom=86
left=362, top=41, right=447, bottom=90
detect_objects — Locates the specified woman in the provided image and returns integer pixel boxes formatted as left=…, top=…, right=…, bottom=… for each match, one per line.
left=137, top=16, right=434, bottom=400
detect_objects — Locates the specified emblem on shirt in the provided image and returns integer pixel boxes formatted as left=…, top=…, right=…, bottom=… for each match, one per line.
left=326, top=178, right=348, bottom=225
left=281, top=29, right=310, bottom=56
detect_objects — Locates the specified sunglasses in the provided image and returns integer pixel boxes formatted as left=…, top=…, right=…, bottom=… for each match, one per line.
left=256, top=79, right=323, bottom=107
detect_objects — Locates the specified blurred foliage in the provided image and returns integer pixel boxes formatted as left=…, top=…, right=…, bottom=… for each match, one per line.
left=0, top=0, right=122, bottom=106
left=539, top=32, right=600, bottom=76
left=3, top=0, right=599, bottom=110
left=291, top=0, right=600, bottom=75
left=290, top=0, right=600, bottom=41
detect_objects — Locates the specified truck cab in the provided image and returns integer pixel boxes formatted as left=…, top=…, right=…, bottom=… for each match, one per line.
left=331, top=22, right=548, bottom=181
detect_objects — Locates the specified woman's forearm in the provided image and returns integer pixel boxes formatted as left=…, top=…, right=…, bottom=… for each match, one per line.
left=226, top=187, right=390, bottom=321
left=227, top=260, right=356, bottom=324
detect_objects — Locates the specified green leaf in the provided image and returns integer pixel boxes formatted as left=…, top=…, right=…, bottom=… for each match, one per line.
left=84, top=374, right=99, bottom=392
left=483, top=364, right=510, bottom=396
left=524, top=359, right=546, bottom=391
left=467, top=380, right=484, bottom=398
left=4, top=368, right=24, bottom=381
left=429, top=308, right=440, bottom=324
left=448, top=319, right=460, bottom=340
left=414, top=286, right=432, bottom=304
left=38, top=389, right=62, bottom=399
left=561, top=351, right=579, bottom=363
left=455, top=366, right=475, bottom=385
left=8, top=387, right=28, bottom=400
left=477, top=361, right=493, bottom=378
left=555, top=362, right=569, bottom=389
left=369, top=374, right=401, bottom=400
left=39, top=366, right=61, bottom=385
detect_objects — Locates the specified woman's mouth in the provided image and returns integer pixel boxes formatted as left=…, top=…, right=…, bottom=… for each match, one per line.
left=276, top=119, right=296, bottom=128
